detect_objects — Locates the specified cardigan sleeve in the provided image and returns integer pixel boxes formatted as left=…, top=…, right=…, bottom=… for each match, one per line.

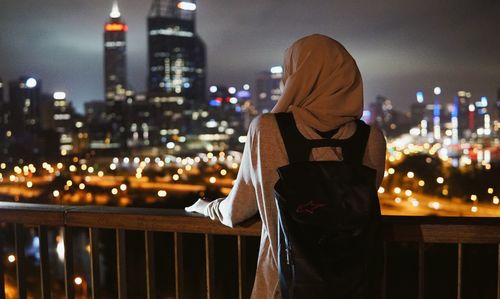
left=205, top=120, right=260, bottom=227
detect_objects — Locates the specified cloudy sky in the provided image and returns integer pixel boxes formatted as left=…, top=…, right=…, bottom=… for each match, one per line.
left=0, top=0, right=499, bottom=113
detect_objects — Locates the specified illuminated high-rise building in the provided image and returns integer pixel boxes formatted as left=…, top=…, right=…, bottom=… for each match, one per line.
left=432, top=86, right=442, bottom=140
left=147, top=0, right=206, bottom=140
left=451, top=96, right=459, bottom=143
left=103, top=1, right=133, bottom=151
left=457, top=91, right=472, bottom=138
left=254, top=66, right=283, bottom=113
left=410, top=91, right=426, bottom=127
left=39, top=92, right=76, bottom=155
left=84, top=100, right=111, bottom=150
left=369, top=95, right=411, bottom=137
left=8, top=77, right=42, bottom=133
left=104, top=1, right=128, bottom=102
left=475, top=96, right=490, bottom=137
left=148, top=0, right=206, bottom=101
left=2, top=77, right=61, bottom=160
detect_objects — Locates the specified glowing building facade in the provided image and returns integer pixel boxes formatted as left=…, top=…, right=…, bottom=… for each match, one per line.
left=457, top=90, right=472, bottom=138
left=410, top=91, right=426, bottom=128
left=8, top=77, right=42, bottom=133
left=253, top=66, right=283, bottom=113
left=2, top=77, right=60, bottom=159
left=39, top=92, right=77, bottom=155
left=147, top=0, right=206, bottom=140
left=103, top=2, right=134, bottom=151
left=104, top=1, right=128, bottom=102
left=148, top=0, right=206, bottom=101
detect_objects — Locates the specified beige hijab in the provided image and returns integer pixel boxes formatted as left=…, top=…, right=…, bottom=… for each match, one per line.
left=271, top=34, right=363, bottom=132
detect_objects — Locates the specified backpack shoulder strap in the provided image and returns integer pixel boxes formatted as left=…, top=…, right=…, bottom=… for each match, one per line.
left=342, top=119, right=371, bottom=164
left=275, top=113, right=372, bottom=164
left=274, top=112, right=310, bottom=163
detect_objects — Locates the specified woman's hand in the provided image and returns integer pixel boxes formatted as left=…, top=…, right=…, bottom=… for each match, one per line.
left=184, top=198, right=210, bottom=215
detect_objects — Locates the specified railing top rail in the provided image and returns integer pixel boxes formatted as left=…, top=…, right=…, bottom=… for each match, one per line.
left=0, top=202, right=65, bottom=226
left=0, top=202, right=262, bottom=236
left=2, top=202, right=500, bottom=242
left=382, top=215, right=500, bottom=225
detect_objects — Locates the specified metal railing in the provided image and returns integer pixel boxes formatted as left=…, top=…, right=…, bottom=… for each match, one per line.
left=1, top=202, right=500, bottom=299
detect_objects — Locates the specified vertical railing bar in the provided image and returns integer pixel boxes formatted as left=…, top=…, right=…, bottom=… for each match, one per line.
left=497, top=243, right=500, bottom=299
left=89, top=228, right=101, bottom=299
left=38, top=226, right=51, bottom=299
left=145, top=230, right=156, bottom=299
left=174, top=232, right=184, bottom=299
left=418, top=242, right=425, bottom=299
left=14, top=224, right=27, bottom=299
left=457, top=243, right=462, bottom=299
left=116, top=229, right=127, bottom=299
left=64, top=226, right=75, bottom=299
left=237, top=235, right=247, bottom=299
left=0, top=228, right=6, bottom=299
left=204, top=234, right=215, bottom=299
left=382, top=241, right=388, bottom=299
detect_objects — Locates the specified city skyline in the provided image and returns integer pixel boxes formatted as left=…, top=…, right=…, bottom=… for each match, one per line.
left=0, top=0, right=499, bottom=113
left=0, top=3, right=499, bottom=296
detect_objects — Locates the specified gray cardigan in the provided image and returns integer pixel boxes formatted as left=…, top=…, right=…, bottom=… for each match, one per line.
left=206, top=112, right=387, bottom=299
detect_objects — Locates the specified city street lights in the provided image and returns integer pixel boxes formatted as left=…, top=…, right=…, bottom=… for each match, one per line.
left=74, top=276, right=88, bottom=297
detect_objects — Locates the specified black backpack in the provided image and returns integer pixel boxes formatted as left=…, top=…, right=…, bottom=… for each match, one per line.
left=274, top=112, right=383, bottom=299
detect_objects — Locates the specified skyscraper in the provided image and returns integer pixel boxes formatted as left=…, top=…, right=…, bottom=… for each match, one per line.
left=147, top=0, right=206, bottom=142
left=39, top=92, right=77, bottom=155
left=104, top=1, right=127, bottom=102
left=457, top=90, right=472, bottom=138
left=3, top=77, right=60, bottom=160
left=8, top=77, right=42, bottom=134
left=148, top=0, right=206, bottom=102
left=254, top=66, right=283, bottom=113
left=84, top=100, right=110, bottom=150
left=103, top=1, right=132, bottom=151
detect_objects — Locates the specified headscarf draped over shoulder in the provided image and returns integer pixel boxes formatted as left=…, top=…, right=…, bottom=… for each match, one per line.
left=271, top=34, right=363, bottom=132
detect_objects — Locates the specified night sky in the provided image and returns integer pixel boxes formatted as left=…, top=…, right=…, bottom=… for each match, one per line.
left=0, top=0, right=499, bottom=113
